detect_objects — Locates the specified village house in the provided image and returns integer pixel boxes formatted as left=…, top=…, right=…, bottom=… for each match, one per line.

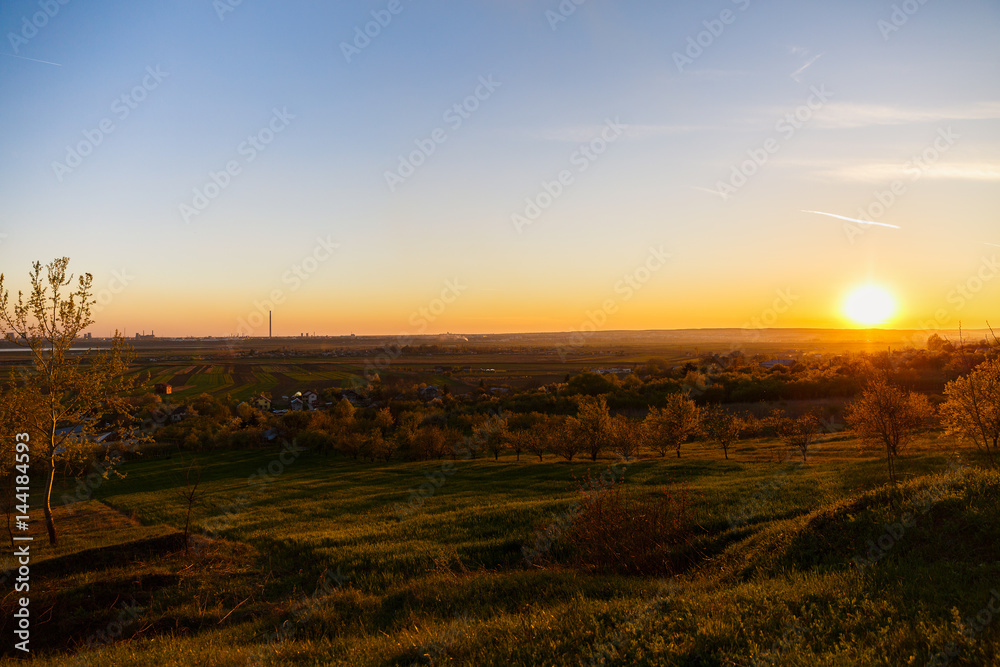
left=341, top=389, right=366, bottom=407
left=419, top=386, right=442, bottom=401
left=302, top=390, right=320, bottom=409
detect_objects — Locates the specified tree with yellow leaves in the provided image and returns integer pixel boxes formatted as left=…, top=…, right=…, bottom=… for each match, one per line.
left=0, top=258, right=145, bottom=545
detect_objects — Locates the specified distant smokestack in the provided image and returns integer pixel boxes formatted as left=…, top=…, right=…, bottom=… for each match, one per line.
left=269, top=311, right=272, bottom=338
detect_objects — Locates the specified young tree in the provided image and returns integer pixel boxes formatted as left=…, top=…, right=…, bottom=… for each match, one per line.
left=235, top=401, right=265, bottom=428
left=774, top=411, right=821, bottom=463
left=0, top=258, right=145, bottom=545
left=574, top=395, right=612, bottom=461
left=940, top=356, right=1000, bottom=467
left=644, top=393, right=701, bottom=458
left=506, top=429, right=526, bottom=462
left=845, top=376, right=933, bottom=484
left=608, top=414, right=642, bottom=461
left=173, top=456, right=203, bottom=555
left=369, top=428, right=398, bottom=462
left=521, top=428, right=549, bottom=462
left=415, top=425, right=447, bottom=460
left=702, top=406, right=744, bottom=460
left=395, top=412, right=421, bottom=459
left=474, top=414, right=509, bottom=461
left=553, top=419, right=583, bottom=462
left=332, top=397, right=356, bottom=436
left=337, top=430, right=367, bottom=460
left=373, top=406, right=394, bottom=435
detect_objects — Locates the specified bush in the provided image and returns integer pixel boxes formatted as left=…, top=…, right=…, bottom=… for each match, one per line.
left=561, top=470, right=693, bottom=576
left=297, top=429, right=333, bottom=455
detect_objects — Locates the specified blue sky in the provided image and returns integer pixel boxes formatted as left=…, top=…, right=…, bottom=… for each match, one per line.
left=1, top=0, right=998, bottom=336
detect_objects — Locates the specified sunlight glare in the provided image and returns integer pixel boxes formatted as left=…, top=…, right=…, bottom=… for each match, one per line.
left=844, top=285, right=897, bottom=326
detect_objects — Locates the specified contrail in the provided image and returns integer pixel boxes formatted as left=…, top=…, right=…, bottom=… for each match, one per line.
left=0, top=52, right=62, bottom=67
left=987, top=243, right=1000, bottom=248
left=802, top=210, right=901, bottom=229
left=791, top=53, right=823, bottom=82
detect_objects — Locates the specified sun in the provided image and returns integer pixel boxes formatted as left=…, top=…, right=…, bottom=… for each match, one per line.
left=844, top=284, right=897, bottom=326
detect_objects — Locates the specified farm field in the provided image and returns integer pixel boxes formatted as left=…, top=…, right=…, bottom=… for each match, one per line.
left=5, top=433, right=999, bottom=665
left=0, top=328, right=980, bottom=409
left=124, top=353, right=692, bottom=404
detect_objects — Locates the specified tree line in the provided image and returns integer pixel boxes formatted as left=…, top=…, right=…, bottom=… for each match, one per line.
left=1, top=258, right=998, bottom=547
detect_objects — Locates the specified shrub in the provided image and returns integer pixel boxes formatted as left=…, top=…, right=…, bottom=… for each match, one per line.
left=297, top=429, right=333, bottom=455
left=561, top=470, right=693, bottom=575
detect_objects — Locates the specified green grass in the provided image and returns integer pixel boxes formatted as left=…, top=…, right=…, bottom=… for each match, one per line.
left=3, top=435, right=998, bottom=665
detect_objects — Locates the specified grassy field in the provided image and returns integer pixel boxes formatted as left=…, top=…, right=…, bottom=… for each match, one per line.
left=125, top=354, right=666, bottom=404
left=3, top=434, right=999, bottom=666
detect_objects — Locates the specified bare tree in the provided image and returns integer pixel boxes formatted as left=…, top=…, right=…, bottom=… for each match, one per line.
left=174, top=456, right=203, bottom=555
left=0, top=258, right=145, bottom=545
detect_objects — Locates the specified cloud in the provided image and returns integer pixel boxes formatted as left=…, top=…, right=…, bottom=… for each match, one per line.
left=811, top=101, right=1000, bottom=129
left=824, top=162, right=1000, bottom=183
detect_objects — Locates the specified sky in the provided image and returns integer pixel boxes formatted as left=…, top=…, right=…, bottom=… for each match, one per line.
left=0, top=0, right=998, bottom=338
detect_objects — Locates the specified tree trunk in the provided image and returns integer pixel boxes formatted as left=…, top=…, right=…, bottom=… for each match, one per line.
left=43, top=461, right=58, bottom=546
left=675, top=448, right=681, bottom=458
left=183, top=506, right=192, bottom=555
